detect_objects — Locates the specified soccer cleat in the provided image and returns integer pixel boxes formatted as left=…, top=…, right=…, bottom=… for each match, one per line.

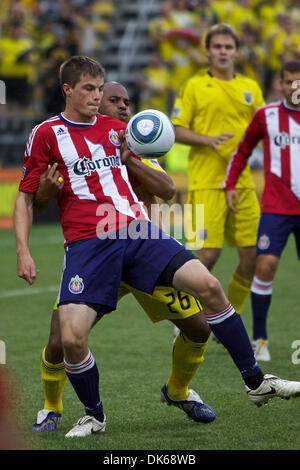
left=252, top=339, right=271, bottom=361
left=160, top=384, right=216, bottom=423
left=173, top=325, right=180, bottom=342
left=32, top=409, right=62, bottom=432
left=246, top=374, right=300, bottom=407
left=65, top=415, right=106, bottom=437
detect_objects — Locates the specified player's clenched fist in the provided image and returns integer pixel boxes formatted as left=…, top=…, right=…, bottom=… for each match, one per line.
left=35, top=164, right=64, bottom=212
left=17, top=251, right=40, bottom=285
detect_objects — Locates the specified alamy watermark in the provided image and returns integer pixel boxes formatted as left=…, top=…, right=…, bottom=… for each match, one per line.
left=0, top=340, right=6, bottom=364
left=0, top=80, right=6, bottom=104
left=291, top=340, right=300, bottom=365
left=95, top=202, right=205, bottom=250
left=291, top=80, right=300, bottom=105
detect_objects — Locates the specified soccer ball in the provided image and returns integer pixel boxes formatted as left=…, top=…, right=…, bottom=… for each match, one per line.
left=125, top=109, right=175, bottom=158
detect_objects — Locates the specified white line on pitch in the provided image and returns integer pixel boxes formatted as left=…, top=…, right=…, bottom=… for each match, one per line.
left=0, top=285, right=59, bottom=298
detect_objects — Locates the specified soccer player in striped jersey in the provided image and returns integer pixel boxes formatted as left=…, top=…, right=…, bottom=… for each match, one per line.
left=30, top=80, right=213, bottom=432
left=224, top=60, right=300, bottom=361
left=14, top=56, right=300, bottom=439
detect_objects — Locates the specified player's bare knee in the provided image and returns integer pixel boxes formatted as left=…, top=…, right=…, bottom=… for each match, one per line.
left=174, top=312, right=211, bottom=343
left=60, top=331, right=87, bottom=358
left=197, top=274, right=223, bottom=303
left=256, top=263, right=276, bottom=281
left=241, top=257, right=256, bottom=279
left=198, top=248, right=221, bottom=271
left=192, top=321, right=210, bottom=343
left=256, top=255, right=278, bottom=280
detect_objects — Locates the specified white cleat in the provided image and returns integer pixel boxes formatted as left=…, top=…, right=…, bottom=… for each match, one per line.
left=173, top=325, right=180, bottom=343
left=246, top=374, right=300, bottom=407
left=65, top=415, right=106, bottom=437
left=252, top=339, right=271, bottom=361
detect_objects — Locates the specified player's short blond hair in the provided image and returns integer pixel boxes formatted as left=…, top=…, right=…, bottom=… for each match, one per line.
left=204, top=23, right=240, bottom=50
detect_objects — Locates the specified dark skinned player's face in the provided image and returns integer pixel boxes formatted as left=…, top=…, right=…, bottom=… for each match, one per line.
left=99, top=83, right=131, bottom=123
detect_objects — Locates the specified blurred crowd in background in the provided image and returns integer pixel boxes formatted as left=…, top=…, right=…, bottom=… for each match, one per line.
left=1, top=0, right=300, bottom=137
left=140, top=0, right=300, bottom=113
left=0, top=0, right=115, bottom=119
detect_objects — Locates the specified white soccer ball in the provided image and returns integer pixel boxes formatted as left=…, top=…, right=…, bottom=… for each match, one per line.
left=125, top=109, right=175, bottom=158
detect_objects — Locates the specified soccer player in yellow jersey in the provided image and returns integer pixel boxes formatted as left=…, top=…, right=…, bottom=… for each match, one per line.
left=172, top=23, right=265, bottom=316
left=32, top=81, right=214, bottom=432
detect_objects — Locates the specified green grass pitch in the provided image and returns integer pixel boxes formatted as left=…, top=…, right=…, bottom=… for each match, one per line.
left=1, top=223, right=300, bottom=451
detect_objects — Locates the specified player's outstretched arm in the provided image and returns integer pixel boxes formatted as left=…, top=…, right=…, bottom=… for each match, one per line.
left=126, top=157, right=175, bottom=200
left=133, top=187, right=164, bottom=228
left=34, top=164, right=64, bottom=213
left=175, top=125, right=234, bottom=151
left=13, top=191, right=39, bottom=285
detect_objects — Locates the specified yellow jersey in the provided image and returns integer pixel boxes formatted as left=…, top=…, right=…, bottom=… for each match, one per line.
left=171, top=70, right=264, bottom=190
left=0, top=36, right=35, bottom=79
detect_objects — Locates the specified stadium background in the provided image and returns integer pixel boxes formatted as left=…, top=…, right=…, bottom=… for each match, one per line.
left=1, top=0, right=300, bottom=226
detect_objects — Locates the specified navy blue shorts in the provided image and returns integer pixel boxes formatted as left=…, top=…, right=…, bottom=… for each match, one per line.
left=58, top=221, right=194, bottom=315
left=256, top=213, right=300, bottom=258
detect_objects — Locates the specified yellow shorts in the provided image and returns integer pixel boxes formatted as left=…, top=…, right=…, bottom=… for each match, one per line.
left=53, top=282, right=202, bottom=323
left=186, top=189, right=260, bottom=249
left=118, top=282, right=202, bottom=322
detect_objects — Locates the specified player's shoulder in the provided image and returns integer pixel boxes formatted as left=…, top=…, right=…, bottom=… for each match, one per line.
left=33, top=115, right=61, bottom=129
left=256, top=100, right=281, bottom=116
left=27, top=115, right=61, bottom=141
left=249, top=101, right=281, bottom=126
left=177, top=69, right=209, bottom=97
left=186, top=69, right=210, bottom=86
left=262, top=100, right=282, bottom=110
left=234, top=73, right=262, bottom=90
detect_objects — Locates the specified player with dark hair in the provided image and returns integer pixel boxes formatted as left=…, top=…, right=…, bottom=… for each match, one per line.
left=224, top=60, right=300, bottom=361
left=14, top=55, right=300, bottom=438
left=31, top=80, right=214, bottom=432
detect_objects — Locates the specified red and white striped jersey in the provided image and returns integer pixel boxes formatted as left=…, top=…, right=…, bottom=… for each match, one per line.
left=224, top=101, right=300, bottom=214
left=19, top=113, right=148, bottom=243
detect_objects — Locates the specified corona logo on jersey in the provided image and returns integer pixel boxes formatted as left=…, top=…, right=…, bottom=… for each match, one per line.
left=68, top=275, right=84, bottom=294
left=274, top=132, right=300, bottom=148
left=73, top=155, right=121, bottom=176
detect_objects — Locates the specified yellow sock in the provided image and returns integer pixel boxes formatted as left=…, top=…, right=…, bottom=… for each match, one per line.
left=167, top=333, right=208, bottom=401
left=228, top=271, right=251, bottom=314
left=40, top=347, right=67, bottom=414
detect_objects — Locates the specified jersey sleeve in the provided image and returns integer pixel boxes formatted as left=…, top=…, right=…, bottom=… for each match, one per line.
left=223, top=107, right=266, bottom=190
left=171, top=80, right=195, bottom=128
left=253, top=81, right=265, bottom=111
left=19, top=125, right=52, bottom=193
left=140, top=158, right=166, bottom=173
